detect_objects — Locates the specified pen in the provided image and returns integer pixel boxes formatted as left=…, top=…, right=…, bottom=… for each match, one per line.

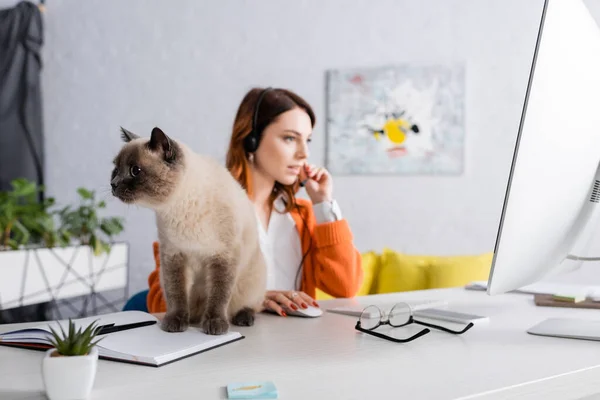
left=95, top=320, right=156, bottom=335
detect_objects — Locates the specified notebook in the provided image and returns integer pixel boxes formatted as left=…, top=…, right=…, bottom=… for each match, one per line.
left=534, top=294, right=600, bottom=309
left=0, top=310, right=244, bottom=367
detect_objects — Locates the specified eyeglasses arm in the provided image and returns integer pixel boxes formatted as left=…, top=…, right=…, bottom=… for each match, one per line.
left=355, top=321, right=430, bottom=343
left=414, top=320, right=475, bottom=334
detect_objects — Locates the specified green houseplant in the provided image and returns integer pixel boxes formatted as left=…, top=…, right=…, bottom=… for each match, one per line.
left=0, top=178, right=128, bottom=317
left=42, top=319, right=103, bottom=400
left=0, top=179, right=124, bottom=255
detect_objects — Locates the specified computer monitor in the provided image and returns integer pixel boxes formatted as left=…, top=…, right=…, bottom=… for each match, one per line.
left=488, top=0, right=600, bottom=296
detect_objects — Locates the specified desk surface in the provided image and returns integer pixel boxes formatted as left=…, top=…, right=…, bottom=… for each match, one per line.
left=2, top=287, right=600, bottom=400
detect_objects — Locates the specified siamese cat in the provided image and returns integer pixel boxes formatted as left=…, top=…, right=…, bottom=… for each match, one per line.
left=111, top=127, right=266, bottom=335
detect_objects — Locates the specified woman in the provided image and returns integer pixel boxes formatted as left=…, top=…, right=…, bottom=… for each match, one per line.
left=147, top=87, right=363, bottom=317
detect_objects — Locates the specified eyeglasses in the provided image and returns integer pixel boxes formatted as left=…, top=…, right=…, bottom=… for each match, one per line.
left=354, top=303, right=474, bottom=343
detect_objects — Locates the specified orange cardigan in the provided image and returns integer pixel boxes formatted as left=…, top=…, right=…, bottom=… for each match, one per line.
left=146, top=198, right=363, bottom=313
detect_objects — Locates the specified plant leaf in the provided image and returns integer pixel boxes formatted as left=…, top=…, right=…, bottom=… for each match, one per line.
left=14, top=220, right=30, bottom=243
left=48, top=325, right=62, bottom=343
left=77, top=188, right=93, bottom=200
left=91, top=235, right=102, bottom=256
left=72, top=335, right=84, bottom=355
left=58, top=321, right=67, bottom=342
left=68, top=319, right=75, bottom=341
left=11, top=178, right=37, bottom=197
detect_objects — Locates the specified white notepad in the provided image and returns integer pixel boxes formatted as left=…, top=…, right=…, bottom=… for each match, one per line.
left=0, top=311, right=243, bottom=367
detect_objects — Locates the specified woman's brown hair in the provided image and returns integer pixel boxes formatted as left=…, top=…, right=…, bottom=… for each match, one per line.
left=226, top=87, right=316, bottom=212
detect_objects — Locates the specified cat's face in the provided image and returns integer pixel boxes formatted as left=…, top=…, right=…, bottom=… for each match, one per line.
left=111, top=127, right=183, bottom=207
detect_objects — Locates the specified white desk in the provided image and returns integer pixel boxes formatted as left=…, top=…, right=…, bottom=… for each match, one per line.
left=1, top=287, right=600, bottom=400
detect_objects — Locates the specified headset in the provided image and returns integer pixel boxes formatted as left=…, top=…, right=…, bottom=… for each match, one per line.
left=242, top=87, right=313, bottom=291
left=243, top=87, right=273, bottom=153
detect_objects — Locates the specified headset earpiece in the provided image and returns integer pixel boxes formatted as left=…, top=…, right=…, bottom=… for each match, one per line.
left=244, top=87, right=273, bottom=154
left=243, top=133, right=258, bottom=153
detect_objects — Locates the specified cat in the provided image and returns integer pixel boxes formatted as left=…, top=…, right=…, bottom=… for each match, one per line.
left=111, top=126, right=267, bottom=335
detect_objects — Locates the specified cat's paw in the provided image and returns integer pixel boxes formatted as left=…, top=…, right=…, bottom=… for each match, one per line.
left=161, top=312, right=189, bottom=333
left=232, top=307, right=255, bottom=327
left=202, top=315, right=230, bottom=335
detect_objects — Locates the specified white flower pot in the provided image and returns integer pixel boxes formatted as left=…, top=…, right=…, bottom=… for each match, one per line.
left=41, top=346, right=99, bottom=400
left=0, top=243, right=128, bottom=310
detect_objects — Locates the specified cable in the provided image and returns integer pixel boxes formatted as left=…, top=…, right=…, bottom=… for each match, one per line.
left=566, top=255, right=600, bottom=261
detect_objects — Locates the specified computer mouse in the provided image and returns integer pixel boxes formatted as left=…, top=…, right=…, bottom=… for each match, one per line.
left=285, top=305, right=323, bottom=318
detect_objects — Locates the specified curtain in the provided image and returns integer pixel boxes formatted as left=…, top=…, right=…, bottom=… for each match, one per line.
left=0, top=1, right=47, bottom=323
left=0, top=0, right=45, bottom=193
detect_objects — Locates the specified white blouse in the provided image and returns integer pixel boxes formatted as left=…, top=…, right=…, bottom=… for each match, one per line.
left=256, top=197, right=342, bottom=291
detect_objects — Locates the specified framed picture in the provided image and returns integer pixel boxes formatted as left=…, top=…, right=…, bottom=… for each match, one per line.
left=325, top=63, right=465, bottom=175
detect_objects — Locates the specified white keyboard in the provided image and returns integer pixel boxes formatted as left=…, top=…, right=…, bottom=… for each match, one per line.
left=326, top=299, right=448, bottom=318
left=465, top=280, right=600, bottom=297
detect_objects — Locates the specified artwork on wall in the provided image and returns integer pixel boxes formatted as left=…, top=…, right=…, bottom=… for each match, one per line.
left=325, top=63, right=465, bottom=175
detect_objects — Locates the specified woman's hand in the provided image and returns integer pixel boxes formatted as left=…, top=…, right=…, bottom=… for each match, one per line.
left=299, top=163, right=333, bottom=205
left=263, top=290, right=319, bottom=317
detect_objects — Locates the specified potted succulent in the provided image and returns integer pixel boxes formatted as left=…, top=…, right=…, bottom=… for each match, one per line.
left=42, top=319, right=103, bottom=400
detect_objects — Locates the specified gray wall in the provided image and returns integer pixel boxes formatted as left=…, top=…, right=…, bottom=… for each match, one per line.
left=3, top=0, right=600, bottom=293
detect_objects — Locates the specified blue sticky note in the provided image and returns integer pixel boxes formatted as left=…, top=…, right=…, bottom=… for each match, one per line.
left=227, top=381, right=278, bottom=399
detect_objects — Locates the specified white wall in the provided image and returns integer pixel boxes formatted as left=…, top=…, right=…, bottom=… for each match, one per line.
left=3, top=0, right=600, bottom=292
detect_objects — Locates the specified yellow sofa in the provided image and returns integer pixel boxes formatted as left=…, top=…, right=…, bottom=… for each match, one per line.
left=316, top=248, right=493, bottom=300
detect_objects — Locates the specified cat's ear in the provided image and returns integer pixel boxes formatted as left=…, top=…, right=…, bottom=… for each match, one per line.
left=120, top=127, right=139, bottom=142
left=149, top=127, right=175, bottom=161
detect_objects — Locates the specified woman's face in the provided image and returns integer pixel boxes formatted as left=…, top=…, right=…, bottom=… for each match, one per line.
left=254, top=107, right=312, bottom=186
